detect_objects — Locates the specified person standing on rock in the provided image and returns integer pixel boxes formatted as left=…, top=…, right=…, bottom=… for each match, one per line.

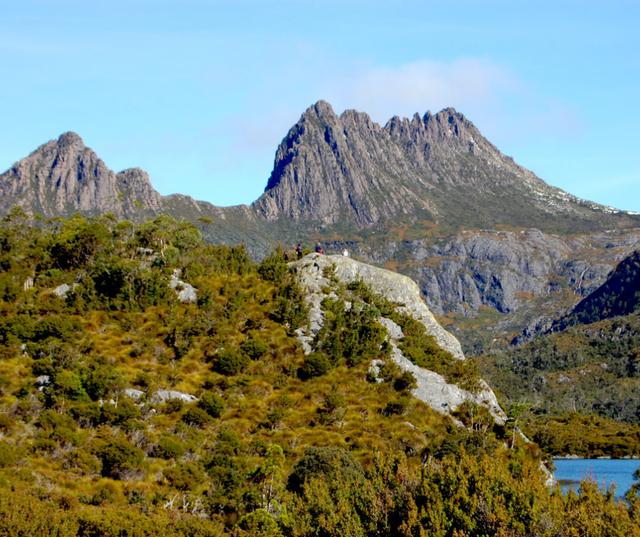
left=295, top=243, right=303, bottom=259
left=315, top=242, right=324, bottom=255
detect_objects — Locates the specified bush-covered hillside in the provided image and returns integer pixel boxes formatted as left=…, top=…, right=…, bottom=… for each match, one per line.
left=479, top=313, right=640, bottom=456
left=1, top=209, right=640, bottom=536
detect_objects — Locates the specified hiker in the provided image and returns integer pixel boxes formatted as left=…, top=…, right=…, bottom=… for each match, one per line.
left=315, top=242, right=324, bottom=255
left=295, top=243, right=303, bottom=259
left=342, top=249, right=349, bottom=257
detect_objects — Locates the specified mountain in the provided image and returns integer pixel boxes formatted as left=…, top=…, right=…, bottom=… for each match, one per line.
left=2, top=102, right=640, bottom=351
left=7, top=102, right=636, bottom=236
left=253, top=101, right=639, bottom=233
left=0, top=132, right=163, bottom=219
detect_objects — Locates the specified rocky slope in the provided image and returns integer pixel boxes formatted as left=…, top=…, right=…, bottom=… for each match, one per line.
left=548, top=249, right=640, bottom=333
left=321, top=227, right=640, bottom=351
left=253, top=101, right=640, bottom=233
left=291, top=253, right=505, bottom=423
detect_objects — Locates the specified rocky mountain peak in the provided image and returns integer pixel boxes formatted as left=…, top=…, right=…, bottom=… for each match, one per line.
left=0, top=133, right=162, bottom=218
left=253, top=100, right=639, bottom=232
left=303, top=99, right=338, bottom=121
left=56, top=131, right=85, bottom=148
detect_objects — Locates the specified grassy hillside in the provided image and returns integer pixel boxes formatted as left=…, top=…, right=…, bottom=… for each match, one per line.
left=1, top=209, right=639, bottom=535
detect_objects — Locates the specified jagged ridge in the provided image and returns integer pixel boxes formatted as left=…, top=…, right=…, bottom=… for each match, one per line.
left=252, top=101, right=638, bottom=232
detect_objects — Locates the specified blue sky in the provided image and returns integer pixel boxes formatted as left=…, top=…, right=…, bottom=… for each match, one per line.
left=1, top=0, right=639, bottom=211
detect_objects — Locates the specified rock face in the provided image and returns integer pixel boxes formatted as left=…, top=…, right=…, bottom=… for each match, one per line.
left=253, top=101, right=639, bottom=233
left=293, top=253, right=463, bottom=359
left=0, top=132, right=163, bottom=218
left=548, top=249, right=640, bottom=333
left=169, top=269, right=198, bottom=304
left=399, top=229, right=640, bottom=316
left=150, top=390, right=197, bottom=404
left=291, top=254, right=505, bottom=422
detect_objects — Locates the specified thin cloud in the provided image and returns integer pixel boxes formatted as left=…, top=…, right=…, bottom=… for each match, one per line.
left=323, top=58, right=520, bottom=123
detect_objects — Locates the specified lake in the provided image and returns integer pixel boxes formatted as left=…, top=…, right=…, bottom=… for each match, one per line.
left=553, top=458, right=640, bottom=498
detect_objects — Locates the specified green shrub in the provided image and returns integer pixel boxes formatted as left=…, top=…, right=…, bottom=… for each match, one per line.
left=37, top=409, right=79, bottom=446
left=382, top=398, right=409, bottom=416
left=0, top=440, right=19, bottom=468
left=153, top=435, right=185, bottom=460
left=317, top=389, right=346, bottom=425
left=0, top=413, right=13, bottom=433
left=63, top=449, right=102, bottom=475
left=299, top=352, right=332, bottom=379
left=53, top=370, right=87, bottom=401
left=258, top=249, right=289, bottom=282
left=213, top=348, right=249, bottom=376
left=238, top=509, right=283, bottom=537
left=95, top=437, right=144, bottom=480
left=83, top=366, right=123, bottom=400
left=394, top=371, right=417, bottom=393
left=287, top=446, right=365, bottom=493
left=181, top=406, right=212, bottom=428
left=198, top=392, right=225, bottom=418
left=240, top=337, right=269, bottom=360
left=32, top=315, right=81, bottom=342
left=162, top=399, right=184, bottom=414
left=68, top=401, right=102, bottom=428
left=163, top=461, right=205, bottom=491
left=100, top=398, right=141, bottom=427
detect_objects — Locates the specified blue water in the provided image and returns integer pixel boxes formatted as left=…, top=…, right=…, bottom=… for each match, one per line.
left=553, top=458, right=640, bottom=498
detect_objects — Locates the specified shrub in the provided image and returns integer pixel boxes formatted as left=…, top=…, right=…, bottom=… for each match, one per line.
left=162, top=399, right=184, bottom=414
left=299, top=352, right=332, bottom=379
left=258, top=249, right=289, bottom=282
left=213, top=348, right=249, bottom=376
left=63, top=449, right=102, bottom=475
left=163, top=461, right=205, bottom=491
left=37, top=409, right=79, bottom=446
left=238, top=509, right=283, bottom=537
left=181, top=406, right=212, bottom=428
left=53, top=370, right=87, bottom=401
left=100, top=398, right=141, bottom=427
left=153, top=435, right=185, bottom=460
left=83, top=366, right=123, bottom=400
left=68, top=401, right=102, bottom=428
left=0, top=413, right=13, bottom=433
left=32, top=315, right=81, bottom=342
left=287, top=446, right=365, bottom=493
left=394, top=371, right=418, bottom=393
left=382, top=398, right=409, bottom=416
left=317, top=389, right=346, bottom=425
left=95, top=437, right=144, bottom=479
left=198, top=392, right=225, bottom=418
left=241, top=337, right=269, bottom=360
left=0, top=441, right=19, bottom=468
